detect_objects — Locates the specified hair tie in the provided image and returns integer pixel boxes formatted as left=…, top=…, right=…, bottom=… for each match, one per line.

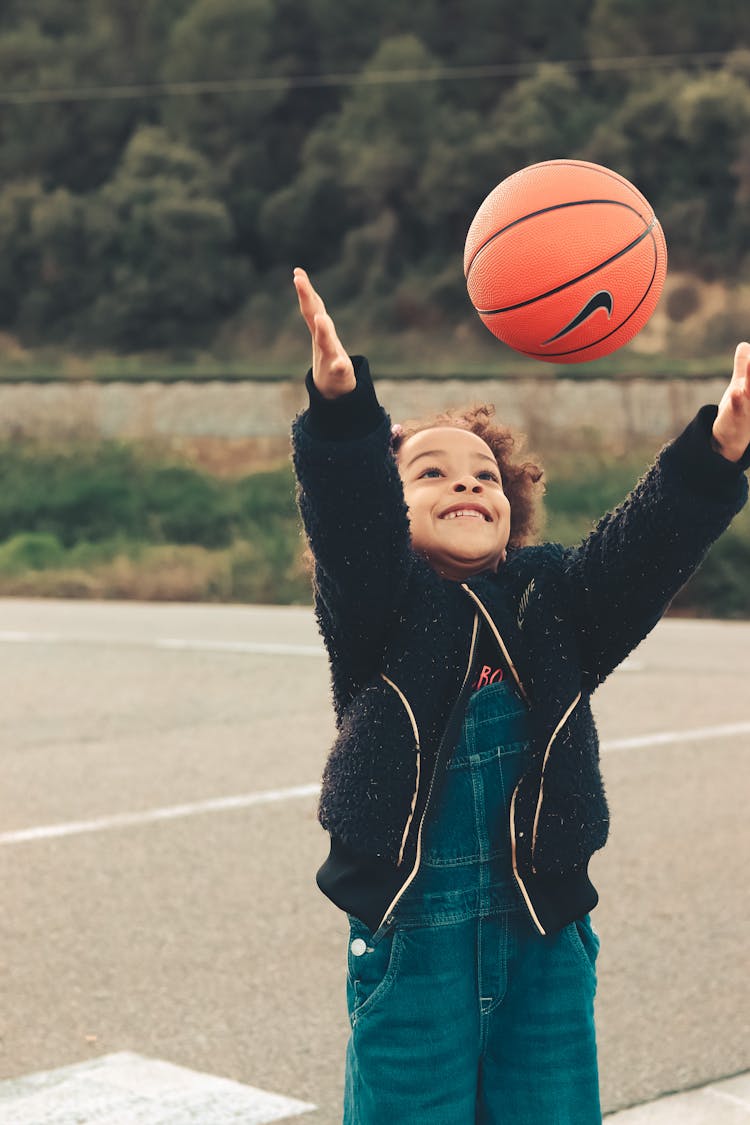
left=391, top=423, right=403, bottom=439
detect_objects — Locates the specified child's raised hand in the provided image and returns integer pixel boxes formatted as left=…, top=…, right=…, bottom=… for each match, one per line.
left=293, top=267, right=356, bottom=399
left=712, top=342, right=750, bottom=462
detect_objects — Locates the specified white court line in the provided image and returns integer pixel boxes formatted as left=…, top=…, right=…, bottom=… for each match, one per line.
left=0, top=632, right=647, bottom=667
left=0, top=631, right=61, bottom=643
left=704, top=1086, right=750, bottom=1110
left=601, top=720, right=750, bottom=752
left=157, top=638, right=325, bottom=656
left=0, top=784, right=321, bottom=845
left=0, top=631, right=326, bottom=656
left=603, top=1072, right=750, bottom=1121
left=1, top=722, right=748, bottom=848
left=0, top=1051, right=316, bottom=1123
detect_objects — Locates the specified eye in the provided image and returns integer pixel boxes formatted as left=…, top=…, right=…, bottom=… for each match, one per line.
left=418, top=466, right=501, bottom=482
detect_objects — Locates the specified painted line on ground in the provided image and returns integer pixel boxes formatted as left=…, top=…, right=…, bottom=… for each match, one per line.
left=1, top=722, right=748, bottom=848
left=601, top=720, right=750, bottom=753
left=0, top=1051, right=316, bottom=1124
left=0, top=631, right=326, bottom=656
left=705, top=1085, right=750, bottom=1110
left=603, top=1070, right=750, bottom=1122
left=0, top=784, right=321, bottom=845
left=157, top=638, right=325, bottom=655
left=0, top=631, right=62, bottom=643
left=617, top=657, right=643, bottom=672
left=0, top=632, right=647, bottom=668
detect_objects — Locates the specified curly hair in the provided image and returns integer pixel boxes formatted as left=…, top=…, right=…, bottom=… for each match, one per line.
left=297, top=401, right=545, bottom=578
left=390, top=401, right=545, bottom=549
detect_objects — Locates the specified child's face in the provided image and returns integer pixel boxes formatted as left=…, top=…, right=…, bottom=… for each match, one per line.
left=396, top=426, right=511, bottom=580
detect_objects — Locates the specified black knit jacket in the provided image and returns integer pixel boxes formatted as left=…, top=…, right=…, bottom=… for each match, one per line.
left=291, top=356, right=749, bottom=937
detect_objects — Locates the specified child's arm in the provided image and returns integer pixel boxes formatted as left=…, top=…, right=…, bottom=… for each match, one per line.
left=290, top=270, right=414, bottom=702
left=563, top=343, right=750, bottom=689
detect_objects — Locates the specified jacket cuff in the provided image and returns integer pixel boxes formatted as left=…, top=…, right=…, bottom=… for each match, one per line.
left=665, top=404, right=750, bottom=496
left=302, top=355, right=385, bottom=440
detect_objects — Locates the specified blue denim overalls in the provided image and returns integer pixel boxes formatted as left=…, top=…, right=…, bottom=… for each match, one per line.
left=343, top=678, right=602, bottom=1124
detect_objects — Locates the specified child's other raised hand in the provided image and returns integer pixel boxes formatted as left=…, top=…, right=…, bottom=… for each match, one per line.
left=293, top=267, right=356, bottom=400
left=712, top=342, right=750, bottom=462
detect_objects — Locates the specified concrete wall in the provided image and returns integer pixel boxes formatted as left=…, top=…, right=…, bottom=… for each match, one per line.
left=0, top=374, right=728, bottom=471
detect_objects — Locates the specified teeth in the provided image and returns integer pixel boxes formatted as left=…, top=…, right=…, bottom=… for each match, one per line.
left=443, top=510, right=485, bottom=520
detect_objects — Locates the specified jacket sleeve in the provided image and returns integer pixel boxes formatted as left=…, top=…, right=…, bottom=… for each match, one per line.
left=562, top=404, right=750, bottom=690
left=290, top=356, right=415, bottom=707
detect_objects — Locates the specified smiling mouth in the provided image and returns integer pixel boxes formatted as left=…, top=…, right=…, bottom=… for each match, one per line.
left=440, top=511, right=490, bottom=523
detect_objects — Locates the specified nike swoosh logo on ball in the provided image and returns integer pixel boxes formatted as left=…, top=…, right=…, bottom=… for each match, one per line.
left=542, top=290, right=614, bottom=345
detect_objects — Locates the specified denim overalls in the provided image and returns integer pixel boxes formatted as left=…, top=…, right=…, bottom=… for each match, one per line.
left=343, top=678, right=602, bottom=1125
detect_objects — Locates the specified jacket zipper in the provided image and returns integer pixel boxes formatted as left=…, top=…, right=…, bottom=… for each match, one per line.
left=458, top=585, right=544, bottom=932
left=509, top=784, right=546, bottom=934
left=380, top=673, right=421, bottom=867
left=460, top=584, right=529, bottom=705
left=509, top=691, right=582, bottom=937
left=373, top=612, right=481, bottom=932
left=530, top=692, right=582, bottom=873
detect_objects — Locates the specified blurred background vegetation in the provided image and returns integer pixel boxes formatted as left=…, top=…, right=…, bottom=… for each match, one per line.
left=0, top=0, right=749, bottom=366
left=0, top=438, right=747, bottom=616
left=0, top=1, right=748, bottom=612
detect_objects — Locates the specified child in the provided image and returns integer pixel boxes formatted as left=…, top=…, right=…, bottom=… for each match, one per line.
left=290, top=266, right=750, bottom=1124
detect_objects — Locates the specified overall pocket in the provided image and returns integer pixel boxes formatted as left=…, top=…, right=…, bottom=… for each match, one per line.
left=421, top=741, right=531, bottom=868
left=565, top=912, right=601, bottom=979
left=346, top=913, right=405, bottom=1026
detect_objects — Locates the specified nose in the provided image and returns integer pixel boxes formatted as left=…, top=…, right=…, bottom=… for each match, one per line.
left=452, top=476, right=484, bottom=493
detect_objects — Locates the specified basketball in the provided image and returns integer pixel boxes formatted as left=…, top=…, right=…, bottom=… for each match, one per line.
left=464, top=159, right=667, bottom=363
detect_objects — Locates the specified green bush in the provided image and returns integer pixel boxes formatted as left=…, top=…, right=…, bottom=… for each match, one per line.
left=0, top=531, right=66, bottom=573
left=671, top=510, right=750, bottom=618
left=0, top=441, right=248, bottom=547
left=542, top=454, right=646, bottom=533
left=542, top=451, right=750, bottom=619
left=0, top=440, right=308, bottom=602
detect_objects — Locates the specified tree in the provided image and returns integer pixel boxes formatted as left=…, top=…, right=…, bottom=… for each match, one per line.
left=583, top=60, right=750, bottom=272
left=16, top=187, right=94, bottom=340
left=259, top=34, right=444, bottom=290
left=66, top=127, right=250, bottom=349
left=0, top=180, right=47, bottom=327
left=483, top=64, right=596, bottom=175
left=587, top=0, right=750, bottom=57
left=161, top=0, right=286, bottom=160
left=333, top=35, right=443, bottom=213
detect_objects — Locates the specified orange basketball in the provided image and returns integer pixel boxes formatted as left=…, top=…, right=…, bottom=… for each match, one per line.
left=464, top=159, right=667, bottom=363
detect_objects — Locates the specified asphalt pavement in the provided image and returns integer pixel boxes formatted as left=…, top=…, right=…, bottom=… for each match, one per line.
left=0, top=598, right=748, bottom=1123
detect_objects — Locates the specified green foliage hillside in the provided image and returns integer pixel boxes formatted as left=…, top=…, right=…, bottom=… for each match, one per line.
left=0, top=2, right=749, bottom=357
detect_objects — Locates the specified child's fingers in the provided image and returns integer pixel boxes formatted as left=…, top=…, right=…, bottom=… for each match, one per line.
left=293, top=275, right=318, bottom=332
left=313, top=312, right=343, bottom=358
left=733, top=341, right=750, bottom=392
left=727, top=342, right=750, bottom=411
left=312, top=312, right=355, bottom=393
left=295, top=268, right=354, bottom=392
left=293, top=267, right=326, bottom=335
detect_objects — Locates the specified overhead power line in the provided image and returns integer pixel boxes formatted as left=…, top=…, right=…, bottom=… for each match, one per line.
left=0, top=50, right=738, bottom=106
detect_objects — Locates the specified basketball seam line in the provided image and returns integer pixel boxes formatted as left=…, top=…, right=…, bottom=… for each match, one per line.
left=465, top=198, right=650, bottom=278
left=472, top=218, right=657, bottom=316
left=495, top=161, right=653, bottom=216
